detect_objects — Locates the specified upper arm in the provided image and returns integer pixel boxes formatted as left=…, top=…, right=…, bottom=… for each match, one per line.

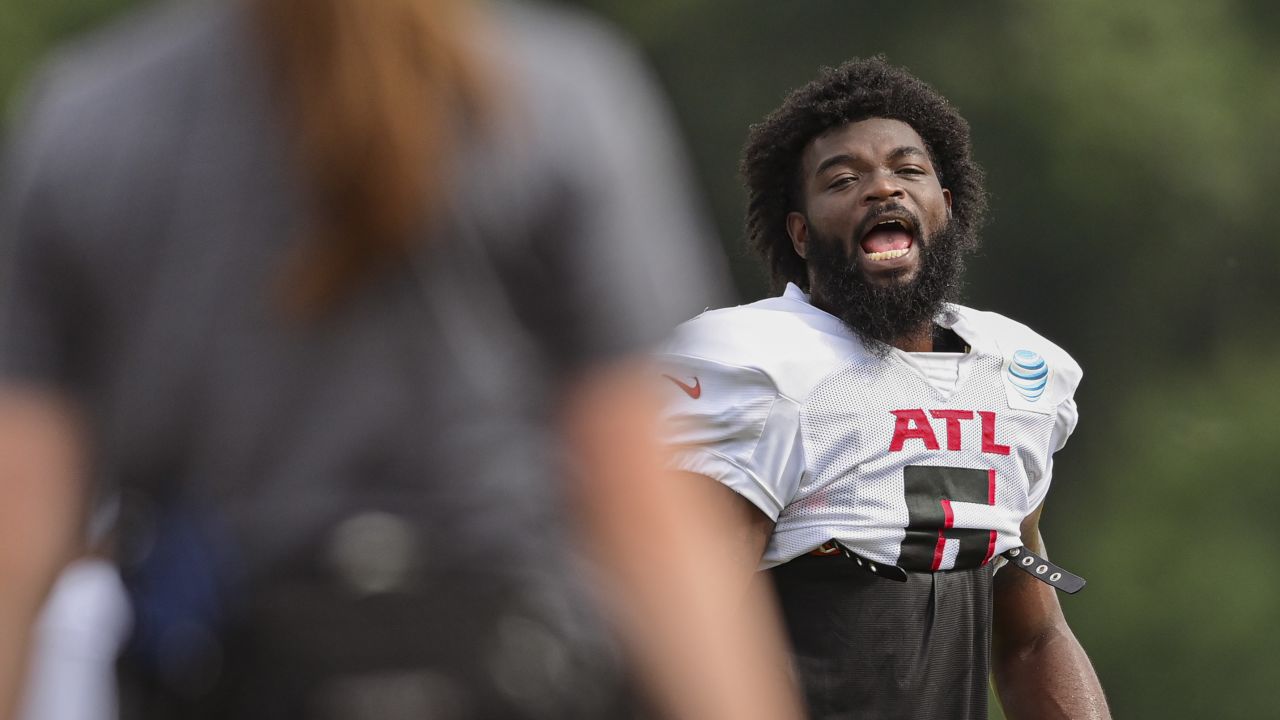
left=992, top=503, right=1065, bottom=651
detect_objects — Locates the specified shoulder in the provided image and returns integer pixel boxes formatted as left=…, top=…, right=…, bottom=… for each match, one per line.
left=494, top=1, right=647, bottom=83
left=496, top=1, right=631, bottom=53
left=18, top=1, right=233, bottom=125
left=660, top=295, right=864, bottom=401
left=950, top=305, right=1082, bottom=378
left=8, top=1, right=242, bottom=187
left=488, top=0, right=656, bottom=130
left=486, top=0, right=680, bottom=189
left=948, top=304, right=1083, bottom=406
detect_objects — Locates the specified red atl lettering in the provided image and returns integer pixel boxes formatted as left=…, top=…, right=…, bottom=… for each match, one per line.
left=929, top=409, right=973, bottom=451
left=889, top=409, right=1011, bottom=455
left=979, top=411, right=1011, bottom=455
left=889, top=409, right=939, bottom=451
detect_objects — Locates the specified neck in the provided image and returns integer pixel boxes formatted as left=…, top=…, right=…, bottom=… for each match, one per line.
left=891, top=324, right=933, bottom=353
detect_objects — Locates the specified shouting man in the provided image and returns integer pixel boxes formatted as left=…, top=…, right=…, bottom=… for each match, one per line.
left=660, top=57, right=1110, bottom=719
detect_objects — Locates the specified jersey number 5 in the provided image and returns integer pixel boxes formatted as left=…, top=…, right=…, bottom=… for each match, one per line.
left=899, top=465, right=997, bottom=572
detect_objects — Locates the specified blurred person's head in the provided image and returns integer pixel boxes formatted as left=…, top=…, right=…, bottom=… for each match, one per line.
left=740, top=57, right=988, bottom=348
left=253, top=0, right=491, bottom=315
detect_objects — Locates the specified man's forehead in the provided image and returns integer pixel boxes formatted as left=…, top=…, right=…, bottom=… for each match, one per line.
left=804, top=118, right=928, bottom=169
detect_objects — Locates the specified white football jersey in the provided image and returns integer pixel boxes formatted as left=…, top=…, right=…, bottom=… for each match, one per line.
left=659, top=283, right=1081, bottom=571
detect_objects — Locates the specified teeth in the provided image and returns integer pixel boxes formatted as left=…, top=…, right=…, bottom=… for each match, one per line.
left=866, top=248, right=910, bottom=261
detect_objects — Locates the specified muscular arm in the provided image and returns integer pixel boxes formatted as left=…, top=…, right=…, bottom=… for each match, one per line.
left=991, top=504, right=1110, bottom=720
left=0, top=387, right=85, bottom=720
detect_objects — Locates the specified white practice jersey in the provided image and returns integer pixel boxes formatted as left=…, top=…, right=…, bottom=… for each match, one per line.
left=660, top=284, right=1081, bottom=571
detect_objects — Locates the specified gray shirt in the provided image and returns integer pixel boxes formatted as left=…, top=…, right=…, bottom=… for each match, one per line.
left=0, top=1, right=727, bottom=715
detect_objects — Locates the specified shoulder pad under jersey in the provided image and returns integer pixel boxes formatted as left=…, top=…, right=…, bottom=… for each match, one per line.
left=659, top=294, right=866, bottom=401
left=947, top=305, right=1083, bottom=413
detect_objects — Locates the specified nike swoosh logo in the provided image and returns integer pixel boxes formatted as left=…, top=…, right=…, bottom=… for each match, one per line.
left=662, top=374, right=701, bottom=399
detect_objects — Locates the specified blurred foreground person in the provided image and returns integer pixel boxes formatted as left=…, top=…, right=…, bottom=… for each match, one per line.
left=660, top=57, right=1110, bottom=719
left=0, top=0, right=803, bottom=718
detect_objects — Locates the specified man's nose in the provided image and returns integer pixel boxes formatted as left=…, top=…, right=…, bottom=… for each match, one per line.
left=862, top=171, right=905, bottom=204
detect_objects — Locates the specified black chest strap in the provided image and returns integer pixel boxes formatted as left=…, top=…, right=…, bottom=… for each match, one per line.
left=826, top=541, right=1087, bottom=594
left=1000, top=546, right=1086, bottom=593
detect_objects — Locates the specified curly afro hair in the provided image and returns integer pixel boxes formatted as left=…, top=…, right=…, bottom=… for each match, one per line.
left=741, top=56, right=988, bottom=292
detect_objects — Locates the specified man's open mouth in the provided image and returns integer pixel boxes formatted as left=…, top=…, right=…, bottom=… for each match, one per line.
left=860, top=217, right=916, bottom=261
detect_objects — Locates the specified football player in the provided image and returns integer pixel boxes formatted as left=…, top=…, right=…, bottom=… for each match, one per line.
left=660, top=57, right=1111, bottom=720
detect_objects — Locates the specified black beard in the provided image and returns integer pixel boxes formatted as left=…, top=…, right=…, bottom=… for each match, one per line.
left=806, top=216, right=969, bottom=355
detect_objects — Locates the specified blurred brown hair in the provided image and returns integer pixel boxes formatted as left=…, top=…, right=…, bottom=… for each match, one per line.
left=254, top=0, right=491, bottom=315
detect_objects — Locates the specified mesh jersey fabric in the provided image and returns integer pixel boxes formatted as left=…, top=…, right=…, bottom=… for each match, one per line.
left=660, top=282, right=1081, bottom=569
left=659, top=283, right=1082, bottom=718
left=0, top=1, right=730, bottom=718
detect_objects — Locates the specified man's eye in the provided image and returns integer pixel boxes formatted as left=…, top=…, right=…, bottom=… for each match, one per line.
left=829, top=175, right=857, bottom=189
left=898, top=167, right=927, bottom=176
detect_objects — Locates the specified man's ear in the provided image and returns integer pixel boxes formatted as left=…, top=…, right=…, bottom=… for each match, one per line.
left=943, top=188, right=953, bottom=218
left=786, top=211, right=809, bottom=259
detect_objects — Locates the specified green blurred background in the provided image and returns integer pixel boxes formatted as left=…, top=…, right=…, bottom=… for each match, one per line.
left=4, top=0, right=1278, bottom=717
